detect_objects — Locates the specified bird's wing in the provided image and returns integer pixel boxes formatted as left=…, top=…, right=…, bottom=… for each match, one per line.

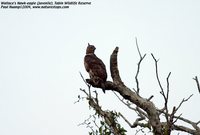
left=84, top=54, right=107, bottom=81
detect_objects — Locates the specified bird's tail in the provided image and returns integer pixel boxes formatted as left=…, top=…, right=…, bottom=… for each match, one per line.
left=101, top=82, right=106, bottom=93
left=93, top=77, right=106, bottom=93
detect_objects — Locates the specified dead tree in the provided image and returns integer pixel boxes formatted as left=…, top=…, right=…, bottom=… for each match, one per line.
left=78, top=45, right=200, bottom=135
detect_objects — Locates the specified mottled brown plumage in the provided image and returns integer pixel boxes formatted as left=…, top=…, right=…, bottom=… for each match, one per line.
left=84, top=43, right=107, bottom=93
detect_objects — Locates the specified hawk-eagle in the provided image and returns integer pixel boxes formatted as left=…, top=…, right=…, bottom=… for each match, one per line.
left=84, top=43, right=107, bottom=93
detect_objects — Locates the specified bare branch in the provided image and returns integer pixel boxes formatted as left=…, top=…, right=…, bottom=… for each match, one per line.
left=175, top=94, right=193, bottom=112
left=158, top=105, right=200, bottom=134
left=134, top=37, right=147, bottom=94
left=78, top=115, right=95, bottom=134
left=74, top=94, right=87, bottom=104
left=172, top=113, right=182, bottom=124
left=151, top=54, right=172, bottom=126
left=173, top=124, right=200, bottom=135
left=119, top=113, right=133, bottom=127
left=79, top=72, right=89, bottom=86
left=78, top=115, right=93, bottom=126
left=164, top=72, right=171, bottom=126
left=80, top=88, right=89, bottom=97
left=113, top=91, right=136, bottom=111
left=119, top=113, right=150, bottom=129
left=136, top=107, right=148, bottom=119
left=113, top=91, right=148, bottom=119
left=174, top=115, right=200, bottom=132
left=79, top=72, right=91, bottom=97
left=135, top=37, right=142, bottom=59
left=151, top=54, right=165, bottom=96
left=159, top=108, right=195, bottom=125
left=193, top=76, right=200, bottom=93
left=147, top=95, right=154, bottom=101
left=166, top=106, right=176, bottom=135
left=135, top=54, right=146, bottom=94
left=166, top=72, right=171, bottom=102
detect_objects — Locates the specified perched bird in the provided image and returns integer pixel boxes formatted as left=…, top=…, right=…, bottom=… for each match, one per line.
left=84, top=43, right=107, bottom=93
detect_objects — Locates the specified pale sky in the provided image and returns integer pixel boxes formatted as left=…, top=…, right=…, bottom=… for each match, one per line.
left=0, top=0, right=200, bottom=135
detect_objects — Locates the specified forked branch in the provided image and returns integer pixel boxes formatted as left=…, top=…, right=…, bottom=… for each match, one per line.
left=134, top=37, right=146, bottom=94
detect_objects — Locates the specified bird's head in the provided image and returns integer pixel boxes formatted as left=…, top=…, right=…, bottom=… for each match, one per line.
left=86, top=43, right=96, bottom=54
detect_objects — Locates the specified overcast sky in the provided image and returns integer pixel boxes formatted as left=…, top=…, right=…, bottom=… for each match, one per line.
left=0, top=0, right=200, bottom=135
